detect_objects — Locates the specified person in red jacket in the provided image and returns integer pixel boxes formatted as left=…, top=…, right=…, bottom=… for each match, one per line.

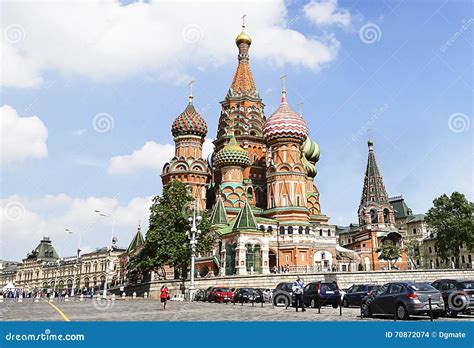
left=160, top=285, right=169, bottom=310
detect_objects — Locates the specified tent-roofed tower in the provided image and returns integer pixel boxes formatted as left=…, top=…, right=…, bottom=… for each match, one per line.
left=358, top=140, right=394, bottom=226
left=211, top=21, right=267, bottom=209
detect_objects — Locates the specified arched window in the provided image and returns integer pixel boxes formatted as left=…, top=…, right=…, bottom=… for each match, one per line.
left=298, top=226, right=303, bottom=234
left=259, top=225, right=265, bottom=232
left=288, top=226, right=293, bottom=235
left=319, top=229, right=323, bottom=236
left=370, top=209, right=378, bottom=223
left=279, top=226, right=285, bottom=235
left=305, top=226, right=310, bottom=235
left=383, top=208, right=390, bottom=223
left=268, top=226, right=273, bottom=233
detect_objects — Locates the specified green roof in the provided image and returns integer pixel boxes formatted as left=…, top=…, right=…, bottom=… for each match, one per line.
left=232, top=200, right=258, bottom=231
left=389, top=196, right=412, bottom=219
left=360, top=141, right=390, bottom=206
left=27, top=237, right=59, bottom=260
left=210, top=196, right=228, bottom=225
left=126, top=225, right=145, bottom=254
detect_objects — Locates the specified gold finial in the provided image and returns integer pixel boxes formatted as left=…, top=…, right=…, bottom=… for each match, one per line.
left=242, top=14, right=246, bottom=29
left=236, top=15, right=252, bottom=46
left=280, top=74, right=287, bottom=102
left=188, top=80, right=195, bottom=104
left=298, top=101, right=304, bottom=116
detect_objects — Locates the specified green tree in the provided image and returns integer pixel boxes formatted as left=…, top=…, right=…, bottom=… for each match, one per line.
left=137, top=181, right=215, bottom=279
left=378, top=241, right=401, bottom=269
left=404, top=239, right=421, bottom=269
left=425, top=192, right=474, bottom=268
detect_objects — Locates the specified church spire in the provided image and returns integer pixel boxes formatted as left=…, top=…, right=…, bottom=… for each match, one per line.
left=360, top=140, right=389, bottom=207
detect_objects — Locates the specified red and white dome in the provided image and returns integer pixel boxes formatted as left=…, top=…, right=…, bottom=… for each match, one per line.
left=263, top=93, right=308, bottom=142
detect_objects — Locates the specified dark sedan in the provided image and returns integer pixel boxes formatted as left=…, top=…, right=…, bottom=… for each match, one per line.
left=303, top=282, right=341, bottom=308
left=233, top=288, right=262, bottom=303
left=431, top=279, right=474, bottom=317
left=342, top=284, right=379, bottom=307
left=361, top=282, right=444, bottom=320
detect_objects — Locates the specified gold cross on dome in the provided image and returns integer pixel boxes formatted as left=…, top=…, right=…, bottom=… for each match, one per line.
left=298, top=101, right=304, bottom=116
left=188, top=80, right=195, bottom=97
left=242, top=14, right=246, bottom=29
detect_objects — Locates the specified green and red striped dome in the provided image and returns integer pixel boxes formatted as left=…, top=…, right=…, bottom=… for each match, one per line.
left=171, top=101, right=208, bottom=138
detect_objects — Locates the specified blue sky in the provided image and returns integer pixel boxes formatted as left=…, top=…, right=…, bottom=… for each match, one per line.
left=1, top=0, right=472, bottom=261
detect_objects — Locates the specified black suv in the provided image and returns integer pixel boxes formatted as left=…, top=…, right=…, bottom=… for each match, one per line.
left=272, top=282, right=295, bottom=307
left=431, top=279, right=474, bottom=317
left=303, top=282, right=341, bottom=308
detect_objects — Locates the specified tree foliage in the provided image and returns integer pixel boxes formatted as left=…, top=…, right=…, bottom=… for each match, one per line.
left=136, top=181, right=215, bottom=278
left=425, top=192, right=474, bottom=268
left=378, top=240, right=401, bottom=269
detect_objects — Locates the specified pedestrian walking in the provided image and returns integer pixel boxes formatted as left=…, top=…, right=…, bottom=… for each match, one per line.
left=160, top=285, right=169, bottom=310
left=292, top=276, right=305, bottom=312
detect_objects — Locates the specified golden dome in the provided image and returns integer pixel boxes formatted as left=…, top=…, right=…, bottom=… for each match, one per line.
left=235, top=30, right=252, bottom=45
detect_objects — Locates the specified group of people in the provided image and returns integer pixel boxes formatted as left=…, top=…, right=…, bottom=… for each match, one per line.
left=272, top=264, right=292, bottom=274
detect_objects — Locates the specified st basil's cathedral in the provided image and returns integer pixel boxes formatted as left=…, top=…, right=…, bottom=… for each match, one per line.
left=161, top=25, right=408, bottom=277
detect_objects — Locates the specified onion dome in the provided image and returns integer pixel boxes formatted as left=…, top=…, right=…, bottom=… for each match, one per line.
left=263, top=91, right=308, bottom=143
left=236, top=30, right=252, bottom=46
left=171, top=95, right=208, bottom=138
left=214, top=136, right=250, bottom=168
left=301, top=138, right=320, bottom=178
left=206, top=152, right=214, bottom=169
left=301, top=138, right=320, bottom=163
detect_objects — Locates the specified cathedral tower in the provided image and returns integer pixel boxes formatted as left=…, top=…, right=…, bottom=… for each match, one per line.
left=212, top=23, right=267, bottom=209
left=161, top=88, right=210, bottom=211
left=263, top=82, right=310, bottom=222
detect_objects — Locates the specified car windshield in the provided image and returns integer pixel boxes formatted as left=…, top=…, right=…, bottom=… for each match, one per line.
left=409, top=284, right=436, bottom=291
left=219, top=288, right=231, bottom=292
left=321, top=283, right=337, bottom=291
left=460, top=282, right=474, bottom=289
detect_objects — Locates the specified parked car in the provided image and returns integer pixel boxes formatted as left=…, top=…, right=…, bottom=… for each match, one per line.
left=431, top=279, right=474, bottom=317
left=342, top=284, right=379, bottom=307
left=201, top=286, right=214, bottom=302
left=207, top=287, right=234, bottom=303
left=256, top=288, right=273, bottom=303
left=233, top=288, right=262, bottom=303
left=272, top=282, right=295, bottom=307
left=303, top=281, right=341, bottom=309
left=193, top=289, right=206, bottom=301
left=361, top=282, right=444, bottom=320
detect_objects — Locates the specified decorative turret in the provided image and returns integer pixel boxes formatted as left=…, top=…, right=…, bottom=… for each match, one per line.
left=214, top=136, right=250, bottom=168
left=126, top=222, right=145, bottom=254
left=171, top=86, right=208, bottom=139
left=210, top=196, right=228, bottom=226
left=232, top=200, right=257, bottom=231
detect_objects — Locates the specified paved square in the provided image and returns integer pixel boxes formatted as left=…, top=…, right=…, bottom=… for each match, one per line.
left=1, top=299, right=472, bottom=322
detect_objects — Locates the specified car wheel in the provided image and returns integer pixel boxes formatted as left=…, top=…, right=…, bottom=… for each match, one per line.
left=332, top=303, right=338, bottom=309
left=396, top=304, right=409, bottom=320
left=343, top=298, right=349, bottom=308
left=273, top=293, right=290, bottom=307
left=445, top=307, right=458, bottom=318
left=361, top=303, right=372, bottom=318
left=432, top=313, right=440, bottom=319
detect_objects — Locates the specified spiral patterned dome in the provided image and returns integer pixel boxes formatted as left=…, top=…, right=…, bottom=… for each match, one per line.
left=263, top=93, right=308, bottom=142
left=214, top=136, right=250, bottom=168
left=171, top=99, right=208, bottom=138
left=301, top=138, right=320, bottom=163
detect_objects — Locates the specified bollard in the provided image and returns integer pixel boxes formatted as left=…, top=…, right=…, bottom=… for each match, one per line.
left=122, top=292, right=126, bottom=299
left=34, top=296, right=39, bottom=303
left=64, top=295, right=69, bottom=302
left=18, top=295, right=23, bottom=303
left=318, top=298, right=321, bottom=314
left=132, top=292, right=137, bottom=299
left=111, top=294, right=116, bottom=301
left=252, top=299, right=254, bottom=307
left=144, top=292, right=148, bottom=299
left=428, top=297, right=433, bottom=322
left=79, top=294, right=84, bottom=301
left=339, top=297, right=342, bottom=316
left=394, top=303, right=397, bottom=322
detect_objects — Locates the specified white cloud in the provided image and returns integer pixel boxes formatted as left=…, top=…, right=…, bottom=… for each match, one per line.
left=108, top=138, right=214, bottom=175
left=0, top=194, right=153, bottom=261
left=304, top=0, right=351, bottom=27
left=0, top=104, right=48, bottom=164
left=2, top=0, right=345, bottom=88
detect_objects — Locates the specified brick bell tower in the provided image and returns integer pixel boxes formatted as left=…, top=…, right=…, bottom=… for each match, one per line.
left=161, top=84, right=210, bottom=211
left=210, top=21, right=267, bottom=209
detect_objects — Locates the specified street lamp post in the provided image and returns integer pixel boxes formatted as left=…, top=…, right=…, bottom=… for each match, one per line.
left=65, top=228, right=81, bottom=297
left=51, top=259, right=61, bottom=299
left=186, top=203, right=202, bottom=301
left=94, top=210, right=117, bottom=299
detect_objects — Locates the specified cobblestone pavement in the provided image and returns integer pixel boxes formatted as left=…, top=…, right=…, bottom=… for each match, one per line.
left=1, top=299, right=473, bottom=322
